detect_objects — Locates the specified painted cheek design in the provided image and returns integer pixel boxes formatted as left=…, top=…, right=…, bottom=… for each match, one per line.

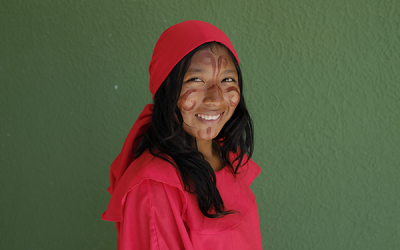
left=224, top=86, right=240, bottom=107
left=178, top=89, right=197, bottom=111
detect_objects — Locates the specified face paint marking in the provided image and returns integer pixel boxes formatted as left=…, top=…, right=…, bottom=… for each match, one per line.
left=204, top=84, right=223, bottom=103
left=178, top=89, right=197, bottom=111
left=223, top=86, right=240, bottom=94
left=201, top=52, right=215, bottom=67
left=210, top=56, right=224, bottom=101
left=199, top=52, right=222, bottom=103
left=202, top=52, right=228, bottom=101
left=206, top=127, right=211, bottom=135
left=216, top=56, right=227, bottom=80
left=223, top=86, right=240, bottom=107
left=216, top=56, right=222, bottom=81
left=202, top=52, right=217, bottom=82
left=197, top=130, right=203, bottom=139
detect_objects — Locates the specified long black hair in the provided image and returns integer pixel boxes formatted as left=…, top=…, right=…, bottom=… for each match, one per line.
left=135, top=42, right=254, bottom=218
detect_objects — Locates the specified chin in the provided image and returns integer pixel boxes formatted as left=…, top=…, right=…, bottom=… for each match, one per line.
left=200, top=130, right=221, bottom=141
left=200, top=135, right=217, bottom=141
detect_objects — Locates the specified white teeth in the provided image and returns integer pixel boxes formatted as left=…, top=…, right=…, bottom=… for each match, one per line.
left=196, top=113, right=221, bottom=121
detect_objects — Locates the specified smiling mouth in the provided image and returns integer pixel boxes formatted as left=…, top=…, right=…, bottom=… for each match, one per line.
left=195, top=113, right=222, bottom=121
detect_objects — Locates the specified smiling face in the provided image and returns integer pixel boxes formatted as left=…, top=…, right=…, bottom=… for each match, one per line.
left=177, top=44, right=240, bottom=142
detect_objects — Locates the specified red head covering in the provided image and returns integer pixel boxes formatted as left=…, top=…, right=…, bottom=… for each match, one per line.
left=107, top=20, right=240, bottom=196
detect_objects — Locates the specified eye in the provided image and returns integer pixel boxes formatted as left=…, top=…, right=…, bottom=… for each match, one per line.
left=186, top=77, right=203, bottom=83
left=222, top=77, right=236, bottom=83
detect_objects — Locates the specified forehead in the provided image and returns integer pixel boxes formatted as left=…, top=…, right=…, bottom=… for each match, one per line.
left=189, top=45, right=235, bottom=67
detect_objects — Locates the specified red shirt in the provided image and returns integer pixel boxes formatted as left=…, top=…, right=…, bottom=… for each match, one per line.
left=102, top=151, right=262, bottom=249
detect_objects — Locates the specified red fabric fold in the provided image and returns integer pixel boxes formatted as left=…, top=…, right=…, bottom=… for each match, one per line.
left=102, top=151, right=185, bottom=222
left=107, top=104, right=153, bottom=196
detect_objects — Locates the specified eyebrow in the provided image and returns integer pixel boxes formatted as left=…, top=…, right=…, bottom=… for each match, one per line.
left=186, top=68, right=208, bottom=74
left=222, top=69, right=237, bottom=74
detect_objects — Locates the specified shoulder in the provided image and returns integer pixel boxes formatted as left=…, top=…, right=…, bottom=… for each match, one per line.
left=125, top=150, right=183, bottom=189
left=102, top=151, right=186, bottom=222
left=124, top=178, right=187, bottom=216
left=243, top=157, right=261, bottom=186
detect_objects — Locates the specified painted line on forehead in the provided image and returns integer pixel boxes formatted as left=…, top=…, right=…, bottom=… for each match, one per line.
left=216, top=56, right=228, bottom=80
left=201, top=52, right=218, bottom=85
left=205, top=56, right=227, bottom=102
left=201, top=52, right=216, bottom=67
left=178, top=89, right=197, bottom=111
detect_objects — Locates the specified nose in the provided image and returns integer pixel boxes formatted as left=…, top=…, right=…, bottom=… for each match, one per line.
left=203, top=84, right=224, bottom=106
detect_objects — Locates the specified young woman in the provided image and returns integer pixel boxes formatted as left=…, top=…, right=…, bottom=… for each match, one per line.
left=102, top=20, right=262, bottom=250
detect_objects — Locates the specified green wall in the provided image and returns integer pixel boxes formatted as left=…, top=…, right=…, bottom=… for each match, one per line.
left=1, top=0, right=399, bottom=249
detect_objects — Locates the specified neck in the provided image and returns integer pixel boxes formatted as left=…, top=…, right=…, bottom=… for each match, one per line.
left=196, top=139, right=222, bottom=172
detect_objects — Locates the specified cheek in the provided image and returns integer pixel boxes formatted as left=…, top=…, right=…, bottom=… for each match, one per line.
left=224, top=87, right=240, bottom=107
left=178, top=89, right=197, bottom=111
left=229, top=93, right=240, bottom=107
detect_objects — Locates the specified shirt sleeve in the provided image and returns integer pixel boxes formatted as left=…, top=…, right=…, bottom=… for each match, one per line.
left=118, top=179, right=191, bottom=250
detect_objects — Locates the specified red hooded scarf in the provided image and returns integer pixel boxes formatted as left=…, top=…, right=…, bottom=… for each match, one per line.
left=102, top=20, right=240, bottom=221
